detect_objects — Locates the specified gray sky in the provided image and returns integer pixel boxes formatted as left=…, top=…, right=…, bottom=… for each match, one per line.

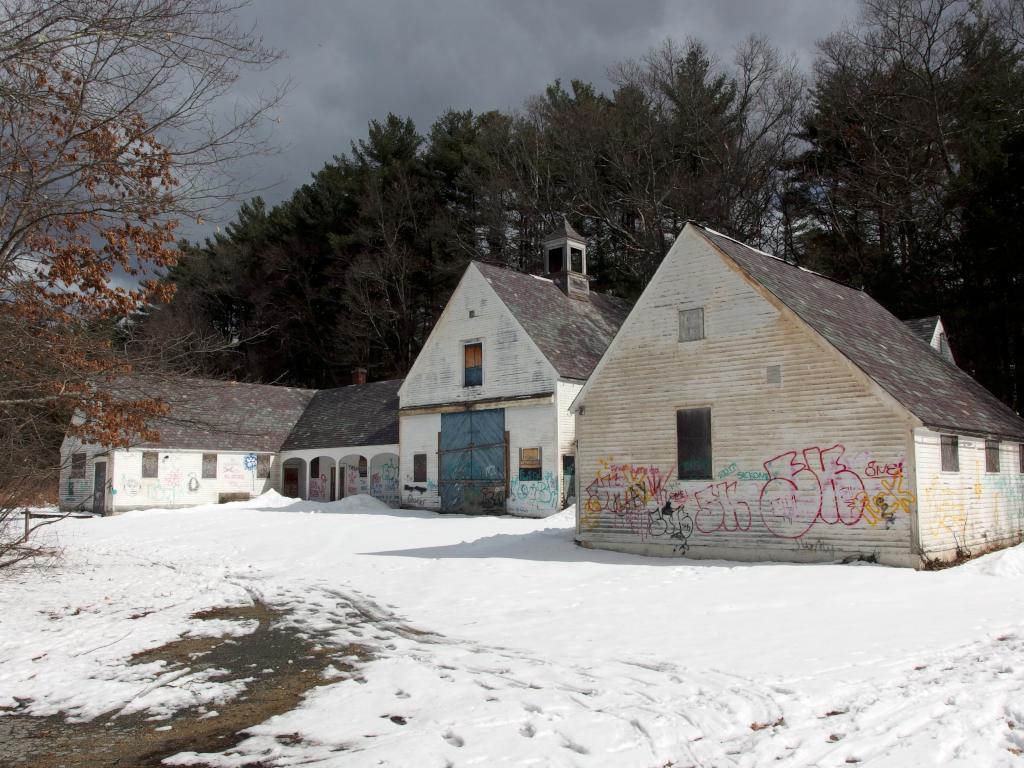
left=200, top=0, right=860, bottom=240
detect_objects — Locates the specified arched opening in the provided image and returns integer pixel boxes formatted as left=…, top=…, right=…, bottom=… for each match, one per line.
left=281, top=457, right=307, bottom=499
left=339, top=453, right=367, bottom=498
left=369, top=453, right=400, bottom=507
left=308, top=455, right=337, bottom=502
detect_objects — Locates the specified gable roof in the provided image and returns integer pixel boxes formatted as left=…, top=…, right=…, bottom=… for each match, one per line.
left=903, top=316, right=941, bottom=343
left=473, top=261, right=633, bottom=381
left=282, top=379, right=401, bottom=451
left=693, top=224, right=1024, bottom=440
left=129, top=378, right=316, bottom=453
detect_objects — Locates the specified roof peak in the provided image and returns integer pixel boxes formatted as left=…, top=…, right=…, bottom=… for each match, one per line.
left=542, top=216, right=585, bottom=243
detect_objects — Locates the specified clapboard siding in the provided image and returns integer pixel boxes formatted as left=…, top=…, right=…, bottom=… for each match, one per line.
left=400, top=412, right=442, bottom=510
left=556, top=380, right=583, bottom=504
left=916, top=428, right=1024, bottom=560
left=576, top=226, right=919, bottom=566
left=57, top=437, right=109, bottom=512
left=508, top=403, right=560, bottom=517
left=399, top=265, right=557, bottom=409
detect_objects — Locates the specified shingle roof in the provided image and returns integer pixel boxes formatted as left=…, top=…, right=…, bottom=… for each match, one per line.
left=129, top=378, right=316, bottom=452
left=473, top=261, right=633, bottom=381
left=694, top=224, right=1024, bottom=440
left=281, top=379, right=401, bottom=451
left=903, top=316, right=940, bottom=343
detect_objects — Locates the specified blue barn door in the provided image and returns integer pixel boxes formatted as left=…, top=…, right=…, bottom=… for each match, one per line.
left=439, top=408, right=506, bottom=514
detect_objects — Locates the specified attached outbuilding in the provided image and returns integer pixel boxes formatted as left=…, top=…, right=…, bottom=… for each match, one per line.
left=399, top=221, right=632, bottom=516
left=60, top=379, right=315, bottom=514
left=277, top=379, right=402, bottom=507
left=572, top=222, right=1024, bottom=567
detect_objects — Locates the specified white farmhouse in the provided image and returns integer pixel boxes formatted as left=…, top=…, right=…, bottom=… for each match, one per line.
left=572, top=222, right=1024, bottom=567
left=399, top=221, right=632, bottom=516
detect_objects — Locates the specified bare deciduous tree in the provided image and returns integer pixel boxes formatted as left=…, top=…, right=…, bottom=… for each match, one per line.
left=0, top=0, right=284, bottom=568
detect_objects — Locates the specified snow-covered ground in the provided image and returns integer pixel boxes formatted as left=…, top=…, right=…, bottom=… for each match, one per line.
left=2, top=492, right=1024, bottom=766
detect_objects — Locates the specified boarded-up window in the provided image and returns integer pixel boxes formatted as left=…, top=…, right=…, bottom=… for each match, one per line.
left=202, top=453, right=217, bottom=479
left=464, top=342, right=482, bottom=387
left=70, top=452, right=86, bottom=479
left=940, top=435, right=959, bottom=472
left=413, top=453, right=427, bottom=483
left=677, top=408, right=712, bottom=480
left=359, top=456, right=367, bottom=477
left=766, top=365, right=782, bottom=385
left=986, top=440, right=1000, bottom=473
left=257, top=454, right=271, bottom=478
left=519, top=447, right=542, bottom=481
left=1020, top=444, right=1024, bottom=474
left=311, top=457, right=320, bottom=478
left=679, top=307, right=704, bottom=342
left=142, top=451, right=159, bottom=478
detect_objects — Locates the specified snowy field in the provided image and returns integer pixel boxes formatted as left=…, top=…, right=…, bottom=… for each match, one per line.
left=2, top=493, right=1024, bottom=767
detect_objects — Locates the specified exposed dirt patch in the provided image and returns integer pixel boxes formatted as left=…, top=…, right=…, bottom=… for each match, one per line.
left=0, top=601, right=370, bottom=768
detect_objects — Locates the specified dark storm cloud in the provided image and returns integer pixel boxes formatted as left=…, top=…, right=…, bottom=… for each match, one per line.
left=199, top=0, right=858, bottom=237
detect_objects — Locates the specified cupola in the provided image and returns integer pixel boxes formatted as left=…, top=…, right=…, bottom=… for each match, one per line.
left=542, top=217, right=589, bottom=300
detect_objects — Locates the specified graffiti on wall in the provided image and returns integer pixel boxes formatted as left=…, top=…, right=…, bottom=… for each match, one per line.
left=309, top=473, right=328, bottom=500
left=370, top=459, right=400, bottom=504
left=510, top=471, right=559, bottom=510
left=919, top=470, right=1024, bottom=555
left=581, top=444, right=916, bottom=547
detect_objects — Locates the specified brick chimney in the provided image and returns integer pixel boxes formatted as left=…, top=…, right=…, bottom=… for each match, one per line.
left=352, top=367, right=367, bottom=385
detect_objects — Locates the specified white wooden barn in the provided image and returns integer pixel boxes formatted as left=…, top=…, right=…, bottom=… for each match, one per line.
left=58, top=376, right=402, bottom=513
left=398, top=221, right=631, bottom=516
left=572, top=222, right=1024, bottom=567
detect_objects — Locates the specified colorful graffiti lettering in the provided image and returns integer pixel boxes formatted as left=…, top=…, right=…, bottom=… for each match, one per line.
left=864, top=460, right=904, bottom=478
left=759, top=445, right=866, bottom=539
left=694, top=480, right=751, bottom=533
left=860, top=474, right=916, bottom=528
left=582, top=447, right=911, bottom=546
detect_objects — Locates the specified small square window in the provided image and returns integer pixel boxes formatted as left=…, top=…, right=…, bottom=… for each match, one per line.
left=202, top=453, right=218, bottom=479
left=986, top=440, right=1000, bottom=473
left=413, top=453, right=427, bottom=483
left=766, top=365, right=782, bottom=385
left=940, top=435, right=959, bottom=472
left=70, top=452, right=86, bottom=479
left=519, top=447, right=542, bottom=481
left=257, top=454, right=271, bottom=479
left=142, top=451, right=159, bottom=478
left=679, top=307, right=704, bottom=342
left=464, top=342, right=482, bottom=387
